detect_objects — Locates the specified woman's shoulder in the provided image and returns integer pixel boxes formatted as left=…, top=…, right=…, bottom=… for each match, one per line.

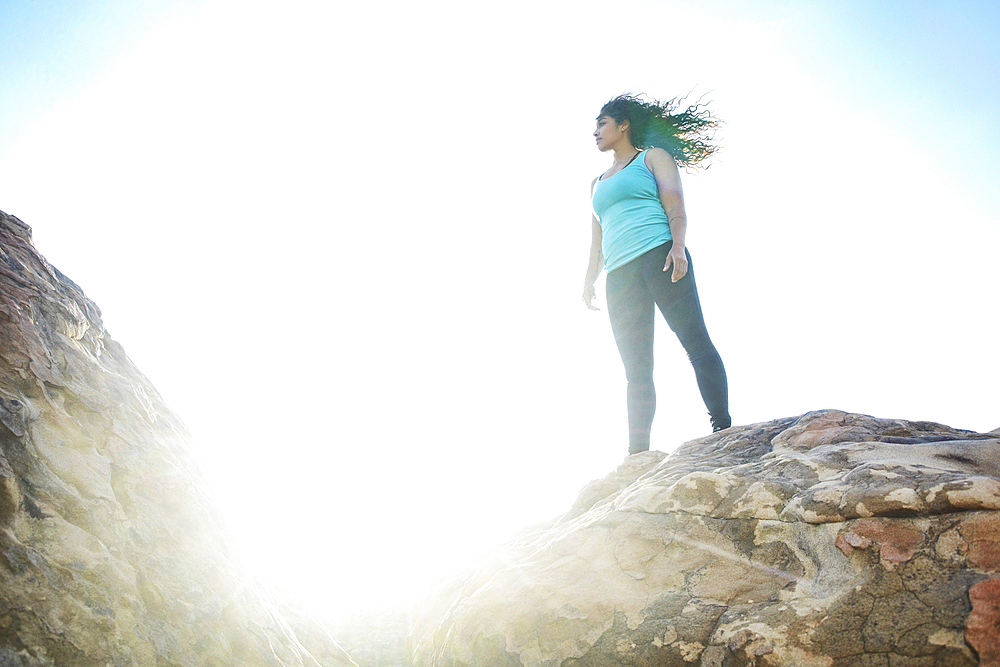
left=643, top=147, right=680, bottom=176
left=642, top=147, right=673, bottom=164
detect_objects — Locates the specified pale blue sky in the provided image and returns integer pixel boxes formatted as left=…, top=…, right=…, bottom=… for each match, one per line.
left=1, top=0, right=997, bottom=612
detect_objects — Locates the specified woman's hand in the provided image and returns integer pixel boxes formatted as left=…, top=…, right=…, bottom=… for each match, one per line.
left=583, top=199, right=604, bottom=310
left=664, top=244, right=688, bottom=282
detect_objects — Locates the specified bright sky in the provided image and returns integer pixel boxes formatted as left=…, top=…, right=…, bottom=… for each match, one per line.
left=2, top=0, right=998, bottom=616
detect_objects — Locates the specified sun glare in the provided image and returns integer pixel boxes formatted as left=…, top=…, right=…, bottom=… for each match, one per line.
left=2, top=0, right=998, bottom=621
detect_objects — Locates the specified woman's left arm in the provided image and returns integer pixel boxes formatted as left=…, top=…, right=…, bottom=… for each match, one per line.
left=645, top=148, right=688, bottom=283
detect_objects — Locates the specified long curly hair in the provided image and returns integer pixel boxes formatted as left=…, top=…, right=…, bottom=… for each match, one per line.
left=599, top=93, right=721, bottom=168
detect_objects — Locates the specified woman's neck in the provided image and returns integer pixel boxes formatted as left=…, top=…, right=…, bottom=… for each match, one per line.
left=612, top=145, right=640, bottom=164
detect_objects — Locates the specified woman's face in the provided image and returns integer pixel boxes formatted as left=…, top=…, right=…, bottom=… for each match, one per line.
left=594, top=115, right=628, bottom=152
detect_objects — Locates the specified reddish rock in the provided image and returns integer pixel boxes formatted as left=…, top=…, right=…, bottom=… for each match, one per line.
left=844, top=518, right=924, bottom=564
left=961, top=515, right=1000, bottom=570
left=967, top=578, right=1000, bottom=666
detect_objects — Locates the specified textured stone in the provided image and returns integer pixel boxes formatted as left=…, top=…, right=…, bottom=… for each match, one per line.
left=967, top=578, right=1000, bottom=667
left=411, top=410, right=1000, bottom=666
left=0, top=211, right=356, bottom=666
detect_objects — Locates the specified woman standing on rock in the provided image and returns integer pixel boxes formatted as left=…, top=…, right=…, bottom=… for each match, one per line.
left=583, top=94, right=731, bottom=454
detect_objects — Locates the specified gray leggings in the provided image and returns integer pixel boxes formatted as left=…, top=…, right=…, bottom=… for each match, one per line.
left=606, top=242, right=730, bottom=453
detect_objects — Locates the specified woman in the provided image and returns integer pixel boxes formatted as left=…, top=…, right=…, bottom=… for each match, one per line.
left=583, top=94, right=731, bottom=455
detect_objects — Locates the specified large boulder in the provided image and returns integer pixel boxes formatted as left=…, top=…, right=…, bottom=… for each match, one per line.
left=0, top=210, right=356, bottom=666
left=411, top=411, right=1000, bottom=666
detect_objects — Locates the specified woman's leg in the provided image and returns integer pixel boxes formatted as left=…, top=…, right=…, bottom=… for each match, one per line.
left=642, top=243, right=731, bottom=431
left=606, top=262, right=656, bottom=454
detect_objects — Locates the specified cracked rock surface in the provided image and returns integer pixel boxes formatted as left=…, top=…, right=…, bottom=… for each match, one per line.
left=410, top=411, right=1000, bottom=666
left=0, top=211, right=357, bottom=666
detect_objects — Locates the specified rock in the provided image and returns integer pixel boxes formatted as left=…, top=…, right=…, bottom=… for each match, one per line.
left=0, top=210, right=357, bottom=666
left=411, top=411, right=1000, bottom=666
left=968, top=578, right=1000, bottom=667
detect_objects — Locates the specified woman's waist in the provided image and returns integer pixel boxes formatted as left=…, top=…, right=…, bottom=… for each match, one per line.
left=603, top=230, right=673, bottom=272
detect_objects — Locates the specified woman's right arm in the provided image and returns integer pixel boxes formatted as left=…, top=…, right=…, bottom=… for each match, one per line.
left=583, top=189, right=604, bottom=310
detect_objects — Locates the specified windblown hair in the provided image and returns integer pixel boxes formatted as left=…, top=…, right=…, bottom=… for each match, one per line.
left=599, top=93, right=721, bottom=168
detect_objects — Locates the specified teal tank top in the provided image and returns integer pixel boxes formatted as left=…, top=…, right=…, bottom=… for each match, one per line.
left=591, top=150, right=672, bottom=272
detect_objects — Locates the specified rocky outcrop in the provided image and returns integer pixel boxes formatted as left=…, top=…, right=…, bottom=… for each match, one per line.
left=0, top=210, right=356, bottom=666
left=411, top=411, right=1000, bottom=666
